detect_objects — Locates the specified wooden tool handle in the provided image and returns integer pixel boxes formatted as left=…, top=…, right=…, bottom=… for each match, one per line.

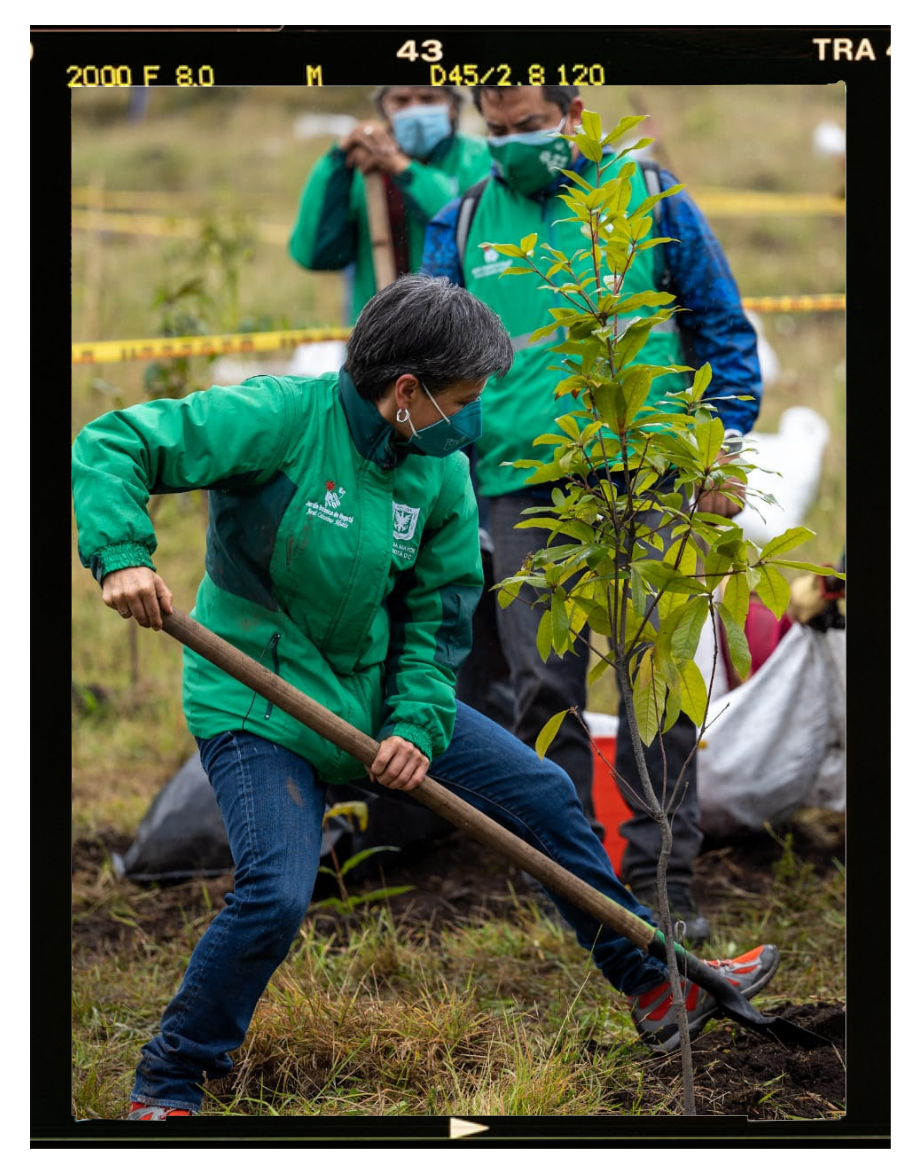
left=161, top=608, right=657, bottom=950
left=363, top=171, right=397, bottom=291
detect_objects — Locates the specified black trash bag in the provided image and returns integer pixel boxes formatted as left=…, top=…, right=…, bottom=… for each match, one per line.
left=112, top=752, right=234, bottom=883
left=113, top=753, right=455, bottom=886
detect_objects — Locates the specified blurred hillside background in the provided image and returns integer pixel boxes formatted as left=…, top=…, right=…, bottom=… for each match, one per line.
left=71, top=84, right=846, bottom=834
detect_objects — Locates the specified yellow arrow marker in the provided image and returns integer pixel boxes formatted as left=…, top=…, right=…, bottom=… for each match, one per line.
left=449, top=1118, right=489, bottom=1139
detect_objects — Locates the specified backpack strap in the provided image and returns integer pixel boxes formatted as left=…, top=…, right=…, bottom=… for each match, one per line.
left=639, top=159, right=673, bottom=293
left=455, top=177, right=491, bottom=281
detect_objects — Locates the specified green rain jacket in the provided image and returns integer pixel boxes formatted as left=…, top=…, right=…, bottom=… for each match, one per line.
left=71, top=371, right=483, bottom=784
left=289, top=134, right=491, bottom=323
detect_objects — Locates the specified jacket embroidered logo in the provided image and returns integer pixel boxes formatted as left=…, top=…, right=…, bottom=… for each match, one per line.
left=392, top=502, right=421, bottom=541
left=324, top=480, right=346, bottom=509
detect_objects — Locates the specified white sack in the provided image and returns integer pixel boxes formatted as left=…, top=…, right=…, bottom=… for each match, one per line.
left=696, top=623, right=846, bottom=836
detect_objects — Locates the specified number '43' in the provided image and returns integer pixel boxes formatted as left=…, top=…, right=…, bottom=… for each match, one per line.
left=396, top=39, right=443, bottom=62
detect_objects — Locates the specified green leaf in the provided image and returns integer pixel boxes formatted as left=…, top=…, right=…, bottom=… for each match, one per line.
left=723, top=570, right=751, bottom=629
left=620, top=366, right=653, bottom=425
left=520, top=233, right=538, bottom=253
left=703, top=547, right=732, bottom=591
left=551, top=589, right=571, bottom=654
left=535, top=707, right=571, bottom=758
left=489, top=243, right=524, bottom=258
left=695, top=417, right=725, bottom=468
left=677, top=659, right=708, bottom=726
left=669, top=596, right=709, bottom=662
left=691, top=362, right=713, bottom=399
left=766, top=560, right=845, bottom=576
left=759, top=527, right=815, bottom=559
left=555, top=413, right=581, bottom=440
left=601, top=115, right=647, bottom=144
left=350, top=885, right=417, bottom=905
left=634, top=652, right=665, bottom=746
left=754, top=563, right=791, bottom=619
left=715, top=601, right=752, bottom=681
left=536, top=610, right=553, bottom=663
left=580, top=109, right=602, bottom=139
left=587, top=654, right=613, bottom=685
left=632, top=560, right=705, bottom=596
left=614, top=319, right=654, bottom=370
left=338, top=845, right=401, bottom=877
left=575, top=135, right=605, bottom=163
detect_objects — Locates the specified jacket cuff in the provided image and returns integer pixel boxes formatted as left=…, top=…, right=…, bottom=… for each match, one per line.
left=92, top=543, right=155, bottom=584
left=377, top=720, right=434, bottom=761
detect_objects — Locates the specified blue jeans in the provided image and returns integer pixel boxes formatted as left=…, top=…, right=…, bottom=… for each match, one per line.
left=131, top=705, right=667, bottom=1112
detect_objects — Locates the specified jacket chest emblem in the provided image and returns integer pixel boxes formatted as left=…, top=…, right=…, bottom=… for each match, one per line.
left=392, top=501, right=421, bottom=560
left=306, top=480, right=354, bottom=530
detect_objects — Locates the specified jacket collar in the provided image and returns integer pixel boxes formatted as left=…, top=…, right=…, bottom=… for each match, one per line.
left=337, top=368, right=407, bottom=470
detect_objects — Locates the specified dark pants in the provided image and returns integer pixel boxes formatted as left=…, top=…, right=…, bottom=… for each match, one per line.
left=477, top=491, right=704, bottom=881
left=482, top=494, right=604, bottom=838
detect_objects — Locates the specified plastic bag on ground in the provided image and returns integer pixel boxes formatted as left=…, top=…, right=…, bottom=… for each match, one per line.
left=695, top=623, right=846, bottom=837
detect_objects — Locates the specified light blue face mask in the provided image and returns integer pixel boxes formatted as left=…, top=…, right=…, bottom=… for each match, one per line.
left=401, top=382, right=483, bottom=457
left=390, top=105, right=453, bottom=159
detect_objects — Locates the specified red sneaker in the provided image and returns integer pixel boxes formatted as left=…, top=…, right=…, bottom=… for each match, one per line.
left=628, top=944, right=781, bottom=1053
left=128, top=1102, right=195, bottom=1119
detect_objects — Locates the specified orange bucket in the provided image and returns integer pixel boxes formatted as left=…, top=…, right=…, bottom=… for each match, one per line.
left=584, top=712, right=630, bottom=874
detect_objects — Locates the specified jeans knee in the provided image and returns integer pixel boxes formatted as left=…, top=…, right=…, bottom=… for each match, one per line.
left=226, top=881, right=311, bottom=956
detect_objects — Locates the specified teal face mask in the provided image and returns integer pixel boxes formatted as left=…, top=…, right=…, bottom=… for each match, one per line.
left=486, top=116, right=573, bottom=196
left=401, top=382, right=483, bottom=457
left=390, top=105, right=452, bottom=159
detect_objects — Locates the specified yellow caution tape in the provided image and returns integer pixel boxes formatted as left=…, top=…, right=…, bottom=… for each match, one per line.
left=741, top=294, right=845, bottom=312
left=693, top=189, right=845, bottom=217
left=72, top=328, right=351, bottom=366
left=71, top=293, right=845, bottom=366
left=72, top=187, right=845, bottom=217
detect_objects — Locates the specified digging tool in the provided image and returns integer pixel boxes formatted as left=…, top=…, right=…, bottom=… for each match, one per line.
left=364, top=171, right=397, bottom=291
left=161, top=607, right=832, bottom=1050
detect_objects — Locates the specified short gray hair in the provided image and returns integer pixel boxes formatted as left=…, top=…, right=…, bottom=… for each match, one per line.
left=345, top=274, right=513, bottom=401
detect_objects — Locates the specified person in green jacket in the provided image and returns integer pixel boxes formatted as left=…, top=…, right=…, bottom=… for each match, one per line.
left=288, top=85, right=491, bottom=323
left=72, top=274, right=779, bottom=1119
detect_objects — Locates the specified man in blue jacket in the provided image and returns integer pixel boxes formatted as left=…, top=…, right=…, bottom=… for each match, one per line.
left=423, top=85, right=763, bottom=943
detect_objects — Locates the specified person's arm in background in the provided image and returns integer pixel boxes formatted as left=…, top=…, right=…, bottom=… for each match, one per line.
left=395, top=138, right=490, bottom=224
left=288, top=147, right=359, bottom=272
left=654, top=166, right=763, bottom=516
